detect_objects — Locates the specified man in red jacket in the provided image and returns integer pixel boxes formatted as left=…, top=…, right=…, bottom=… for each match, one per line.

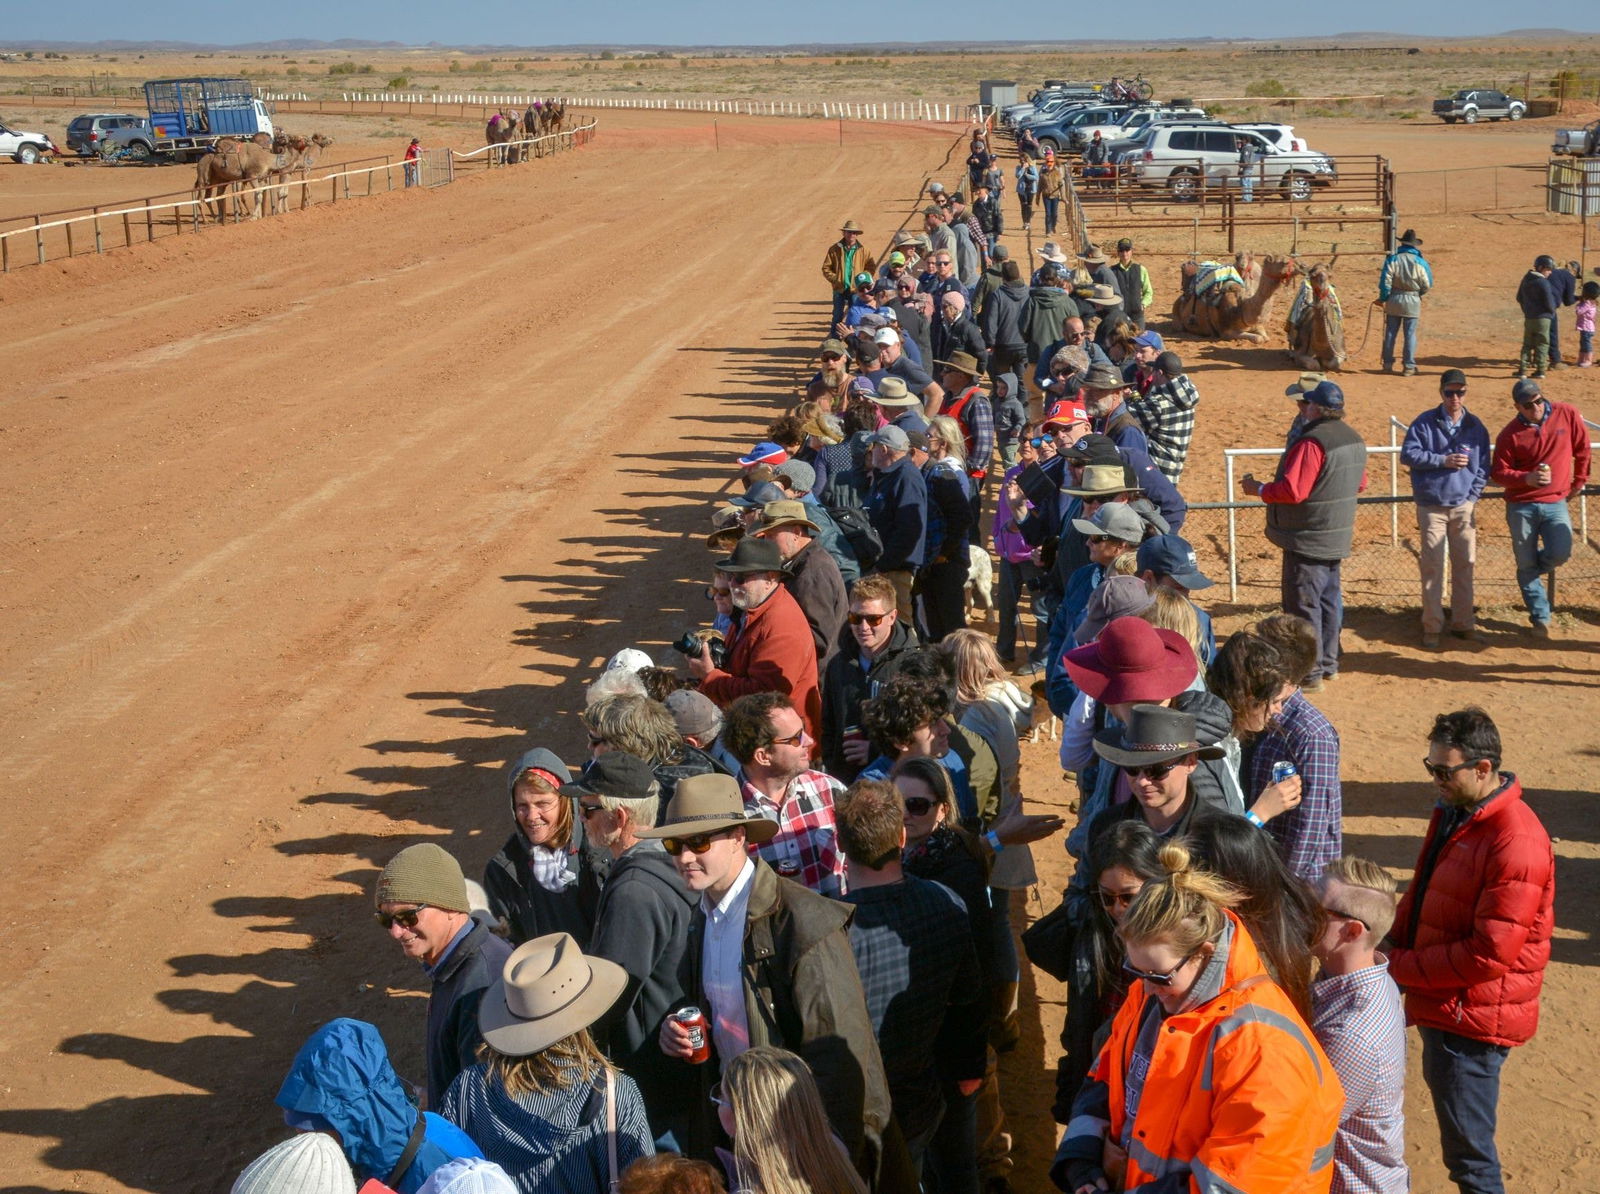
left=1389, top=707, right=1554, bottom=1194
left=1489, top=378, right=1591, bottom=636
left=689, top=536, right=822, bottom=745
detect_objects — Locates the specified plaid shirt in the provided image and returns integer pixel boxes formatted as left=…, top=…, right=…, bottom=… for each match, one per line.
left=942, top=384, right=996, bottom=478
left=1311, top=959, right=1410, bottom=1194
left=1249, top=689, right=1343, bottom=882
left=1127, top=373, right=1200, bottom=482
left=741, top=769, right=846, bottom=898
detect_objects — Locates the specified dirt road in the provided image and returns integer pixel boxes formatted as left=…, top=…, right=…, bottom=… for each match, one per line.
left=0, top=109, right=1595, bottom=1193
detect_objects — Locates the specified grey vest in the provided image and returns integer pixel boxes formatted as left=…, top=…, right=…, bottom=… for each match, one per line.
left=1265, top=418, right=1366, bottom=560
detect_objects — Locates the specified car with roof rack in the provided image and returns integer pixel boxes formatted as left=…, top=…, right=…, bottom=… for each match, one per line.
left=1129, top=123, right=1337, bottom=200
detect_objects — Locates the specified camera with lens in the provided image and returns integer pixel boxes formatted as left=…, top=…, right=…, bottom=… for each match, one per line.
left=672, top=630, right=728, bottom=670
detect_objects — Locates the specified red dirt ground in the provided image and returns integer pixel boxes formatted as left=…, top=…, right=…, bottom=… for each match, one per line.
left=0, top=107, right=1595, bottom=1194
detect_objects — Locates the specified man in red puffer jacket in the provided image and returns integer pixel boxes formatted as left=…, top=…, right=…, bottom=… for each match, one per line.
left=1389, top=707, right=1554, bottom=1194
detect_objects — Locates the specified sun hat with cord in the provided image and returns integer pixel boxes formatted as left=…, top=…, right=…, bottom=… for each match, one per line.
left=477, top=932, right=628, bottom=1057
left=636, top=772, right=778, bottom=845
left=1062, top=616, right=1198, bottom=706
left=231, top=1133, right=356, bottom=1194
left=1092, top=704, right=1225, bottom=768
left=1074, top=574, right=1157, bottom=646
left=375, top=842, right=470, bottom=914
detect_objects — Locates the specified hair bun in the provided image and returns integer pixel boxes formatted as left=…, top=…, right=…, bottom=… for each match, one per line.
left=1157, top=840, right=1194, bottom=878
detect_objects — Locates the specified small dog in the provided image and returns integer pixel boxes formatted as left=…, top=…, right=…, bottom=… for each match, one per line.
left=964, top=543, right=994, bottom=616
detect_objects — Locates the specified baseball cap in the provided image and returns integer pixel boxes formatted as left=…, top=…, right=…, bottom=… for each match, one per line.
left=1136, top=534, right=1214, bottom=591
left=729, top=480, right=789, bottom=509
left=1511, top=378, right=1543, bottom=404
left=870, top=425, right=910, bottom=452
left=1061, top=433, right=1122, bottom=465
left=1071, top=502, right=1145, bottom=544
left=1304, top=380, right=1344, bottom=410
left=1133, top=330, right=1164, bottom=351
left=1439, top=368, right=1467, bottom=389
left=889, top=251, right=906, bottom=265
left=873, top=327, right=901, bottom=346
left=819, top=338, right=847, bottom=357
left=738, top=441, right=788, bottom=469
left=561, top=752, right=656, bottom=802
left=1116, top=237, right=1134, bottom=251
left=774, top=459, right=816, bottom=492
left=991, top=243, right=1010, bottom=261
left=853, top=271, right=874, bottom=288
left=1042, top=400, right=1091, bottom=430
left=905, top=428, right=930, bottom=453
left=1285, top=371, right=1325, bottom=397
left=603, top=648, right=654, bottom=675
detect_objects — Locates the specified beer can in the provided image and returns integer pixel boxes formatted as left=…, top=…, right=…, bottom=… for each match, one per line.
left=776, top=859, right=801, bottom=878
left=673, top=1006, right=711, bottom=1064
left=1272, top=760, right=1299, bottom=785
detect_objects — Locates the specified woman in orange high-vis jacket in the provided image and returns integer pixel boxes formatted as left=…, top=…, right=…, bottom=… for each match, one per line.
left=1052, top=839, right=1343, bottom=1194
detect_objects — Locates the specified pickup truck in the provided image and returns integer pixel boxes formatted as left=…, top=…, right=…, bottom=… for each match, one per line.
left=1552, top=121, right=1600, bottom=157
left=1433, top=89, right=1526, bottom=124
left=143, top=77, right=273, bottom=161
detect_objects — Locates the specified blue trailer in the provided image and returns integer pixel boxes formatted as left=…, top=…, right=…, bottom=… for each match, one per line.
left=144, top=77, right=274, bottom=160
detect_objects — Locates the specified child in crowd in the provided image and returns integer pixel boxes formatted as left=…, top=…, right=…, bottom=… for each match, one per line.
left=1577, top=279, right=1598, bottom=367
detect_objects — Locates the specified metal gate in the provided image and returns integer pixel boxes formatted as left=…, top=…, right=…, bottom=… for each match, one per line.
left=404, top=147, right=453, bottom=189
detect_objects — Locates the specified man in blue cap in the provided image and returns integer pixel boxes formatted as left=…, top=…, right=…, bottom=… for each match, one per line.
left=1136, top=533, right=1217, bottom=664
left=1241, top=380, right=1367, bottom=690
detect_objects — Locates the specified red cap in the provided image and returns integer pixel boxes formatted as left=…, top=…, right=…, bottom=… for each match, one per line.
left=1042, top=401, right=1090, bottom=430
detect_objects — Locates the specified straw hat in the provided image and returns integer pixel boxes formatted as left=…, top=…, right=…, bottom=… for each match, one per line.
left=478, top=933, right=628, bottom=1057
left=1084, top=284, right=1122, bottom=307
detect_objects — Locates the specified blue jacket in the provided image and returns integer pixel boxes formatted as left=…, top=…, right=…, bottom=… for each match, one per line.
left=277, top=1019, right=482, bottom=1193
left=1400, top=405, right=1491, bottom=507
left=865, top=455, right=928, bottom=572
left=1516, top=270, right=1557, bottom=319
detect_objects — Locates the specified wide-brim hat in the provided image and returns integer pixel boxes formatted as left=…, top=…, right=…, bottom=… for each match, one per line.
left=1081, top=248, right=1109, bottom=265
left=892, top=230, right=920, bottom=248
left=1092, top=703, right=1225, bottom=768
left=933, top=350, right=982, bottom=377
left=841, top=219, right=864, bottom=234
left=1084, top=284, right=1122, bottom=306
left=1037, top=242, right=1070, bottom=264
left=1080, top=362, right=1128, bottom=391
left=1064, top=463, right=1137, bottom=498
left=755, top=499, right=820, bottom=535
left=1285, top=371, right=1326, bottom=397
left=1399, top=229, right=1422, bottom=246
left=1063, top=618, right=1199, bottom=706
left=873, top=376, right=920, bottom=407
left=715, top=536, right=787, bottom=575
left=479, top=933, right=628, bottom=1057
left=637, top=773, right=779, bottom=844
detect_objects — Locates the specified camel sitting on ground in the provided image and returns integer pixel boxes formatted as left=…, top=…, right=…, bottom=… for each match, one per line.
left=1285, top=261, right=1347, bottom=371
left=194, top=133, right=276, bottom=222
left=1171, top=253, right=1298, bottom=342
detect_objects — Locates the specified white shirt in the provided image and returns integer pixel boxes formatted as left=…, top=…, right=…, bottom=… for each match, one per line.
left=701, top=857, right=755, bottom=1063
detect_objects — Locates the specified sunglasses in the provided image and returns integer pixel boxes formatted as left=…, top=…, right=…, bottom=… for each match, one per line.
left=704, top=586, right=732, bottom=600
left=1442, top=387, right=1467, bottom=397
left=1124, top=760, right=1179, bottom=781
left=662, top=830, right=731, bottom=856
left=1422, top=756, right=1483, bottom=781
left=769, top=728, right=806, bottom=747
left=902, top=795, right=940, bottom=817
left=1086, top=534, right=1118, bottom=545
left=1515, top=400, right=1544, bottom=410
left=1122, top=951, right=1198, bottom=987
left=587, top=734, right=608, bottom=747
left=710, top=1082, right=730, bottom=1109
left=1027, top=436, right=1047, bottom=448
left=579, top=801, right=606, bottom=819
left=374, top=906, right=427, bottom=931
left=848, top=611, right=890, bottom=627
left=1098, top=887, right=1138, bottom=911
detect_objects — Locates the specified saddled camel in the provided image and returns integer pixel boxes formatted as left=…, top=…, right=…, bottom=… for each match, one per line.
left=1285, top=262, right=1348, bottom=371
left=1171, top=254, right=1298, bottom=342
left=194, top=133, right=276, bottom=222
left=263, top=132, right=335, bottom=214
left=485, top=111, right=518, bottom=165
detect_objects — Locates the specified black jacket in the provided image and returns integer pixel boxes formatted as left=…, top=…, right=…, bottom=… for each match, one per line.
left=820, top=618, right=917, bottom=781
left=589, top=840, right=698, bottom=1124
left=979, top=279, right=1029, bottom=352
left=783, top=538, right=849, bottom=669
left=483, top=820, right=610, bottom=948
left=890, top=298, right=934, bottom=370
left=932, top=312, right=989, bottom=375
left=424, top=919, right=512, bottom=1109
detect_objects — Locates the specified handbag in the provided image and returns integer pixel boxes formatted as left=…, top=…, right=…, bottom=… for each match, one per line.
left=1021, top=893, right=1079, bottom=983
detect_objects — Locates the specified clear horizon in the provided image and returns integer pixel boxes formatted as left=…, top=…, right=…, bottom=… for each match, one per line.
left=4, top=0, right=1598, bottom=48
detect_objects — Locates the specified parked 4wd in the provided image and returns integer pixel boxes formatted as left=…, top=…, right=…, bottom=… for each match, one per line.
left=0, top=120, right=56, bottom=164
left=1131, top=124, right=1337, bottom=201
left=1432, top=89, right=1526, bottom=124
left=66, top=113, right=147, bottom=155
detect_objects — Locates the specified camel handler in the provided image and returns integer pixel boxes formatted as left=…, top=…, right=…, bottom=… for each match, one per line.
left=935, top=350, right=995, bottom=544
left=823, top=220, right=876, bottom=336
left=403, top=137, right=422, bottom=188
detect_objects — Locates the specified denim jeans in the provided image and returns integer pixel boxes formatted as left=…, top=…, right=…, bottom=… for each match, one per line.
left=927, top=1082, right=980, bottom=1194
left=1420, top=1027, right=1511, bottom=1194
left=1505, top=499, right=1572, bottom=623
left=1281, top=551, right=1344, bottom=679
left=1043, top=196, right=1060, bottom=233
left=1382, top=314, right=1418, bottom=369
left=830, top=289, right=849, bottom=334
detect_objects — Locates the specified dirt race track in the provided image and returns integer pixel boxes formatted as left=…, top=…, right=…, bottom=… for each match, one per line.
left=1, top=107, right=1597, bottom=1193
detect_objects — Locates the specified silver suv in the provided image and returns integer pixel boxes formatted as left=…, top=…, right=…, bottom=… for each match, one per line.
left=1131, top=124, right=1337, bottom=201
left=66, top=113, right=145, bottom=155
left=1071, top=105, right=1207, bottom=151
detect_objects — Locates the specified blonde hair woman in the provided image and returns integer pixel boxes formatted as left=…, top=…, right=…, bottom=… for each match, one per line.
left=922, top=415, right=976, bottom=643
left=925, top=414, right=969, bottom=474
left=716, top=1046, right=866, bottom=1194
left=1051, top=842, right=1343, bottom=1194
left=1138, top=585, right=1204, bottom=663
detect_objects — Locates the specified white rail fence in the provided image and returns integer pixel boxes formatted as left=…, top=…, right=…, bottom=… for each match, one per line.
left=0, top=120, right=597, bottom=272
left=254, top=90, right=973, bottom=123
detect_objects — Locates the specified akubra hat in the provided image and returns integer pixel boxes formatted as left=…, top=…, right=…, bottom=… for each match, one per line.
left=841, top=219, right=864, bottom=233
left=872, top=376, right=920, bottom=407
left=1037, top=241, right=1070, bottom=264
left=1092, top=704, right=1225, bottom=768
left=1062, top=616, right=1198, bottom=705
left=933, top=350, right=982, bottom=377
left=1399, top=228, right=1422, bottom=246
left=1081, top=247, right=1109, bottom=265
left=1064, top=463, right=1137, bottom=498
left=1084, top=284, right=1123, bottom=307
left=754, top=499, right=821, bottom=535
left=478, top=933, right=628, bottom=1057
left=638, top=772, right=779, bottom=844
left=714, top=536, right=788, bottom=575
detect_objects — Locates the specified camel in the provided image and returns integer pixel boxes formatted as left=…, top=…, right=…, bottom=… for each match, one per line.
left=1170, top=254, right=1298, bottom=343
left=194, top=133, right=276, bottom=223
left=485, top=110, right=517, bottom=165
left=1285, top=261, right=1347, bottom=371
left=263, top=133, right=334, bottom=214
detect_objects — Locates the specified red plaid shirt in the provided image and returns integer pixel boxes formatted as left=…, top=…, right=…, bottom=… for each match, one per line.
left=741, top=770, right=847, bottom=898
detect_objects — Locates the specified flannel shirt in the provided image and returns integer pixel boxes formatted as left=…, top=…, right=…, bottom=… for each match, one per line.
left=1311, top=959, right=1410, bottom=1194
left=957, top=209, right=989, bottom=257
left=1249, top=689, right=1343, bottom=881
left=1128, top=374, right=1200, bottom=483
left=741, top=769, right=846, bottom=898
left=921, top=459, right=974, bottom=564
left=942, top=385, right=996, bottom=479
left=846, top=876, right=983, bottom=1137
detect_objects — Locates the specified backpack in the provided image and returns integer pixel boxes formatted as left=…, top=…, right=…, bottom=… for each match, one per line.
left=826, top=504, right=883, bottom=572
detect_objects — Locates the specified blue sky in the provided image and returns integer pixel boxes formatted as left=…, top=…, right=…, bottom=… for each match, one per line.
left=8, top=0, right=1598, bottom=46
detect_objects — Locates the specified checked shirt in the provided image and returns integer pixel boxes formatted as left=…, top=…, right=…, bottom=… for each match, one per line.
left=741, top=769, right=847, bottom=898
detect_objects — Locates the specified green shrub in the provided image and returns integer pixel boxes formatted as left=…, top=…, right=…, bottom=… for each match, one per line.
left=388, top=76, right=409, bottom=89
left=1245, top=78, right=1296, bottom=98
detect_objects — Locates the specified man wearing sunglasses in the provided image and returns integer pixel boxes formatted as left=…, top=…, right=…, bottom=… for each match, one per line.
left=646, top=773, right=894, bottom=1186
left=1388, top=708, right=1553, bottom=1194
left=1489, top=377, right=1590, bottom=637
left=374, top=842, right=511, bottom=1110
left=1400, top=368, right=1491, bottom=647
left=821, top=575, right=917, bottom=781
left=1083, top=705, right=1231, bottom=848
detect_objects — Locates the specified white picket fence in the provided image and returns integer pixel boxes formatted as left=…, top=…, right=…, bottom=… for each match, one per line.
left=253, top=90, right=972, bottom=123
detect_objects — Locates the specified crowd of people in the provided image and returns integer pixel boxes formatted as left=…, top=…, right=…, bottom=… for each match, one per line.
left=228, top=138, right=1574, bottom=1194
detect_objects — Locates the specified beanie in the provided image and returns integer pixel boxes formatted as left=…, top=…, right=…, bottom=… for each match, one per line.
left=375, top=843, right=469, bottom=913
left=231, top=1134, right=356, bottom=1194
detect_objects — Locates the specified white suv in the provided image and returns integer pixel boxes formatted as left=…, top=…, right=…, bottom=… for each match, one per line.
left=0, top=120, right=56, bottom=164
left=1131, top=124, right=1337, bottom=201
